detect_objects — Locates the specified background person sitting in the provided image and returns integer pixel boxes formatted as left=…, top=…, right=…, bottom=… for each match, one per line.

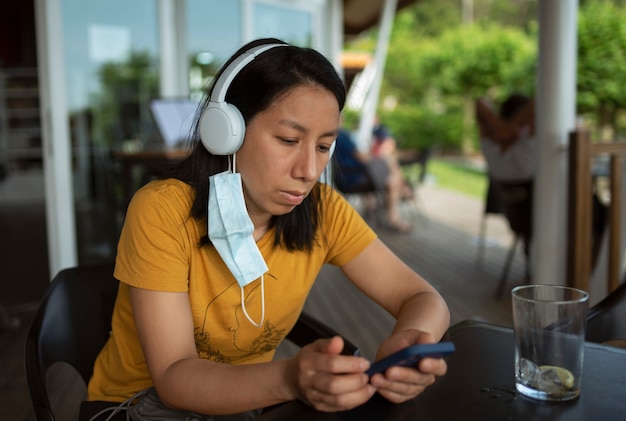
left=334, top=128, right=412, bottom=232
left=475, top=94, right=535, bottom=260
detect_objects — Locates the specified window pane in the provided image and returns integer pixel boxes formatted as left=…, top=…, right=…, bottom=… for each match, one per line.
left=253, top=3, right=312, bottom=47
left=187, top=0, right=241, bottom=99
left=61, top=0, right=159, bottom=263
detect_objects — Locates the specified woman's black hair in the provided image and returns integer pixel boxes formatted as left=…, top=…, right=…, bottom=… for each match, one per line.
left=500, top=94, right=530, bottom=120
left=169, top=38, right=346, bottom=251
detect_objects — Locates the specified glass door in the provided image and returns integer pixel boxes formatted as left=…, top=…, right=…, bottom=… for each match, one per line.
left=60, top=0, right=159, bottom=264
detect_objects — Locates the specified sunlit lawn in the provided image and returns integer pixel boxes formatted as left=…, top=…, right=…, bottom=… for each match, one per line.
left=404, top=157, right=488, bottom=200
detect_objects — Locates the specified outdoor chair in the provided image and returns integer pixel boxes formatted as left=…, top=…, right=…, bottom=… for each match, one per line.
left=24, top=262, right=359, bottom=421
left=567, top=129, right=626, bottom=294
left=476, top=178, right=525, bottom=298
left=586, top=276, right=626, bottom=345
left=333, top=157, right=389, bottom=227
left=396, top=149, right=430, bottom=225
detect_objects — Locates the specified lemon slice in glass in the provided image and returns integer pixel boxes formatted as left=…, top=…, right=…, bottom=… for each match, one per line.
left=539, top=365, right=575, bottom=389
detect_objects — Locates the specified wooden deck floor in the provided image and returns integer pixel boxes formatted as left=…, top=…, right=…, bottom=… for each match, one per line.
left=0, top=185, right=527, bottom=420
left=301, top=214, right=522, bottom=361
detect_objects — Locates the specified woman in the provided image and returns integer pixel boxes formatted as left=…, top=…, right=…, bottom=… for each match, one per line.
left=82, top=38, right=450, bottom=420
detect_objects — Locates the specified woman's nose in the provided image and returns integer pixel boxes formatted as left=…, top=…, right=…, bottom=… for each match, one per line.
left=294, top=146, right=320, bottom=181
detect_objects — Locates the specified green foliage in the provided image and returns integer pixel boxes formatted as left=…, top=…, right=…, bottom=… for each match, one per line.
left=381, top=21, right=536, bottom=153
left=393, top=0, right=461, bottom=38
left=429, top=24, right=536, bottom=97
left=577, top=1, right=626, bottom=134
left=379, top=104, right=464, bottom=150
left=473, top=0, right=538, bottom=31
left=341, top=108, right=361, bottom=131
left=395, top=23, right=536, bottom=100
left=91, top=50, right=159, bottom=147
left=367, top=0, right=626, bottom=151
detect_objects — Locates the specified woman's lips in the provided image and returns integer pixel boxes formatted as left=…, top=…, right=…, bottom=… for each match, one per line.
left=280, top=190, right=306, bottom=206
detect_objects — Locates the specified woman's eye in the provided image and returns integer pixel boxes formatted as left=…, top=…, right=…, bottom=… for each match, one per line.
left=280, top=138, right=297, bottom=145
left=318, top=144, right=331, bottom=153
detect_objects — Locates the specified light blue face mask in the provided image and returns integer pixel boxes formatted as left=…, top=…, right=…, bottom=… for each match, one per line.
left=208, top=156, right=268, bottom=327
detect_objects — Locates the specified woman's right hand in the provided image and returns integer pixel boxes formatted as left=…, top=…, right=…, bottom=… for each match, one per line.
left=286, top=336, right=376, bottom=412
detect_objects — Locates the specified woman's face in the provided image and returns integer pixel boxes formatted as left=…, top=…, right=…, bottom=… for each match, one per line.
left=236, top=84, right=340, bottom=227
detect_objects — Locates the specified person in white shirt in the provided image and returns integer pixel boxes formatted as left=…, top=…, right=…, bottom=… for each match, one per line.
left=476, top=94, right=535, bottom=260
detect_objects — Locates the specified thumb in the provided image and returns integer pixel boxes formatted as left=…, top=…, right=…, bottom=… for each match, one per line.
left=311, top=336, right=344, bottom=356
left=326, top=336, right=345, bottom=355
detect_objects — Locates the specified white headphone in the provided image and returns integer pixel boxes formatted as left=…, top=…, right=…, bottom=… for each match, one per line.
left=199, top=43, right=286, bottom=155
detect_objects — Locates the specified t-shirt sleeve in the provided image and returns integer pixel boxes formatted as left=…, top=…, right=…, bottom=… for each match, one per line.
left=114, top=181, right=193, bottom=292
left=322, top=186, right=377, bottom=266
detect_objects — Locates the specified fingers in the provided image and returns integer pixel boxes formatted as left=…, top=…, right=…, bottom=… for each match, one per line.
left=370, top=357, right=447, bottom=404
left=288, top=337, right=376, bottom=412
left=305, top=337, right=368, bottom=374
left=418, top=355, right=449, bottom=377
left=293, top=334, right=450, bottom=409
left=305, top=372, right=376, bottom=412
left=371, top=330, right=448, bottom=404
left=310, top=335, right=345, bottom=357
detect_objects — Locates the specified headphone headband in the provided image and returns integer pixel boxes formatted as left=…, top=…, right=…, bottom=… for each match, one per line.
left=199, top=42, right=287, bottom=155
left=210, top=43, right=287, bottom=103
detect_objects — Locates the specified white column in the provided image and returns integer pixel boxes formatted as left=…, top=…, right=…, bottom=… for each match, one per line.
left=35, top=0, right=78, bottom=277
left=158, top=0, right=188, bottom=97
left=174, top=0, right=189, bottom=96
left=241, top=0, right=253, bottom=43
left=355, top=0, right=397, bottom=150
left=328, top=0, right=344, bottom=70
left=533, top=0, right=579, bottom=285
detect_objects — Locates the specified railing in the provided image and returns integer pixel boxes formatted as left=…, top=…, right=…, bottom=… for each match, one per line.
left=567, top=130, right=626, bottom=293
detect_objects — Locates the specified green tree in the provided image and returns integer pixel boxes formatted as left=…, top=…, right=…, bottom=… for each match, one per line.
left=577, top=1, right=626, bottom=138
left=349, top=0, right=626, bottom=152
left=381, top=23, right=535, bottom=151
left=92, top=50, right=159, bottom=148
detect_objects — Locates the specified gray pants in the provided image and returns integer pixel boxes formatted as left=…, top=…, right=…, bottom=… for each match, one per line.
left=83, top=388, right=262, bottom=421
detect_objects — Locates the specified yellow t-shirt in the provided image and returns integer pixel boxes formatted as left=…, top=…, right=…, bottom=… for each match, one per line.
left=87, top=179, right=376, bottom=402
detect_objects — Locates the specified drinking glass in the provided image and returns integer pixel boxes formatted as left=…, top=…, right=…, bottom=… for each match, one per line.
left=512, top=284, right=589, bottom=401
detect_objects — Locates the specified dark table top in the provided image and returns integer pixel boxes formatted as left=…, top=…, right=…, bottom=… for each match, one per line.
left=258, top=320, right=626, bottom=421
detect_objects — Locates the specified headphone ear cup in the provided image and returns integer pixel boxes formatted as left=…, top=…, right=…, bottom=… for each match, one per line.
left=199, top=101, right=246, bottom=155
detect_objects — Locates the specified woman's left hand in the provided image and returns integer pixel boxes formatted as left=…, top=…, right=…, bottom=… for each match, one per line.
left=369, top=329, right=448, bottom=403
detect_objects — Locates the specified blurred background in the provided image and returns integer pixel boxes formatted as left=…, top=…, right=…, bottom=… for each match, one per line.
left=1, top=0, right=625, bottom=322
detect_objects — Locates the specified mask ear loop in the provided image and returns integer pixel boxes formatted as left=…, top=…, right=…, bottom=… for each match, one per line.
left=240, top=274, right=265, bottom=327
left=231, top=150, right=263, bottom=326
left=231, top=150, right=262, bottom=326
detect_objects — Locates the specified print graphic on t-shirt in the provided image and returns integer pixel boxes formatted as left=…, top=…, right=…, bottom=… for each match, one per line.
left=194, top=272, right=286, bottom=363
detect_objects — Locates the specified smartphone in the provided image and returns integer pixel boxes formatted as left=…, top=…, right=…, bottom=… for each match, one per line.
left=366, top=342, right=455, bottom=376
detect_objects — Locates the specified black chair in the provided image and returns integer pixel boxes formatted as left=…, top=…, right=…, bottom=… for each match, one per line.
left=586, top=279, right=626, bottom=344
left=24, top=262, right=118, bottom=421
left=477, top=177, right=505, bottom=265
left=478, top=177, right=533, bottom=299
left=333, top=158, right=389, bottom=226
left=0, top=303, right=21, bottom=332
left=25, top=263, right=359, bottom=421
left=477, top=178, right=522, bottom=297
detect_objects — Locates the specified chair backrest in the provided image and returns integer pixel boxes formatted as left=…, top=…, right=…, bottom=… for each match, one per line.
left=586, top=276, right=626, bottom=343
left=24, top=262, right=118, bottom=421
left=363, top=158, right=390, bottom=192
left=568, top=130, right=626, bottom=293
left=484, top=177, right=503, bottom=216
left=332, top=157, right=388, bottom=195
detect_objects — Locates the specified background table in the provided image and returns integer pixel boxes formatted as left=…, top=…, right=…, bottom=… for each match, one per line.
left=112, top=149, right=188, bottom=209
left=258, top=320, right=626, bottom=421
